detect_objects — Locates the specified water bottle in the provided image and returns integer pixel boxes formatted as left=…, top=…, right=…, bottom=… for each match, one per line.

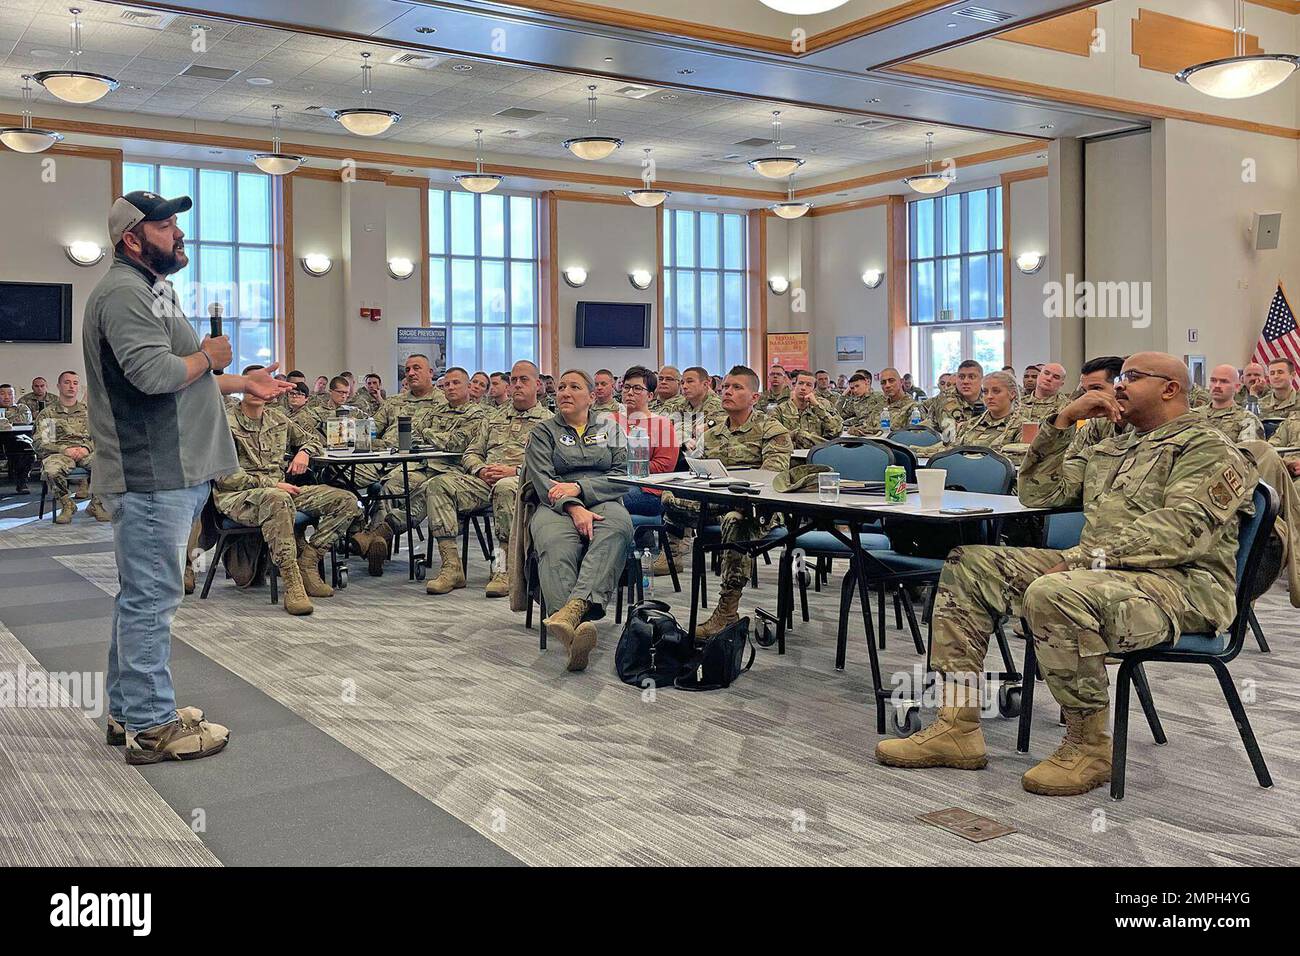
left=909, top=405, right=923, bottom=427
left=627, top=426, right=650, bottom=479
left=639, top=548, right=655, bottom=601
left=1247, top=395, right=1260, bottom=417
left=880, top=406, right=891, bottom=432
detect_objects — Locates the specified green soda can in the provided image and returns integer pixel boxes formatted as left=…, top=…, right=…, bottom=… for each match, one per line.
left=884, top=465, right=907, bottom=503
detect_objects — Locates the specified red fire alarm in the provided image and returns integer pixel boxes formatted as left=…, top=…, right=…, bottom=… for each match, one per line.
left=370, top=307, right=382, bottom=322
left=359, top=306, right=371, bottom=321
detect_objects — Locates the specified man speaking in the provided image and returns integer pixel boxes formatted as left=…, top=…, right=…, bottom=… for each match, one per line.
left=83, top=191, right=290, bottom=765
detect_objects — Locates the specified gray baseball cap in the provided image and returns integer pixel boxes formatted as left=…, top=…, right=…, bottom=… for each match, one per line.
left=108, top=190, right=192, bottom=245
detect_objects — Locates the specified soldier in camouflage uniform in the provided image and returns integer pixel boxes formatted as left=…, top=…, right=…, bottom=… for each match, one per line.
left=814, top=370, right=838, bottom=406
left=1199, top=364, right=1263, bottom=443
left=1188, top=383, right=1212, bottom=410
left=1018, top=362, right=1069, bottom=423
left=773, top=370, right=843, bottom=448
left=837, top=373, right=885, bottom=427
left=285, top=383, right=325, bottom=437
left=1235, top=362, right=1268, bottom=407
left=878, top=353, right=1256, bottom=797
left=34, top=372, right=107, bottom=523
left=214, top=395, right=364, bottom=615
left=591, top=368, right=622, bottom=423
left=933, top=371, right=1024, bottom=461
left=1267, top=417, right=1300, bottom=491
left=759, top=365, right=791, bottom=412
left=660, top=366, right=723, bottom=455
left=662, top=366, right=792, bottom=639
left=0, top=384, right=35, bottom=494
left=421, top=364, right=544, bottom=597
left=351, top=373, right=384, bottom=417
left=923, top=360, right=985, bottom=441
left=647, top=366, right=681, bottom=414
left=1260, top=358, right=1300, bottom=419
left=849, top=368, right=916, bottom=435
left=366, top=367, right=484, bottom=574
left=18, top=377, right=54, bottom=421
left=1061, top=356, right=1130, bottom=454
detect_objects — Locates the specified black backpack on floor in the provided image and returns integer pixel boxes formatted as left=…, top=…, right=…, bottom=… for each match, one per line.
left=615, top=601, right=698, bottom=688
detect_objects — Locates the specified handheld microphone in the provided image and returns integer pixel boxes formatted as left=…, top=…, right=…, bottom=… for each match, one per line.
left=208, top=302, right=225, bottom=375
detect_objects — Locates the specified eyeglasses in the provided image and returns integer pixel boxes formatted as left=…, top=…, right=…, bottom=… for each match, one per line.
left=622, top=383, right=649, bottom=393
left=1115, top=370, right=1174, bottom=385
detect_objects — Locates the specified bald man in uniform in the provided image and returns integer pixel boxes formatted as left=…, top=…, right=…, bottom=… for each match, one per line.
left=1018, top=362, right=1069, bottom=422
left=1200, top=364, right=1262, bottom=443
left=878, top=352, right=1256, bottom=797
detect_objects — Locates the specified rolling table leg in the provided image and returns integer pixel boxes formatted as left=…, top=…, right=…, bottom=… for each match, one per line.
left=848, top=521, right=886, bottom=734
left=403, top=461, right=416, bottom=580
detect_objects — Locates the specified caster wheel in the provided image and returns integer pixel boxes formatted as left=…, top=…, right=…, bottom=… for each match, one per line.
left=891, top=703, right=922, bottom=737
left=337, top=568, right=348, bottom=589
left=414, top=563, right=426, bottom=581
left=796, top=568, right=812, bottom=588
left=997, top=683, right=1022, bottom=718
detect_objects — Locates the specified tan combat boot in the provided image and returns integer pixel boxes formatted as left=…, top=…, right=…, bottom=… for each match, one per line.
left=695, top=585, right=742, bottom=640
left=86, top=496, right=111, bottom=522
left=876, top=680, right=988, bottom=770
left=367, top=521, right=393, bottom=576
left=108, top=706, right=206, bottom=746
left=54, top=496, right=75, bottom=524
left=543, top=598, right=593, bottom=670
left=350, top=527, right=374, bottom=557
left=278, top=559, right=314, bottom=616
left=74, top=481, right=90, bottom=501
left=485, top=553, right=510, bottom=598
left=652, top=533, right=689, bottom=576
left=1022, top=707, right=1111, bottom=796
left=297, top=536, right=335, bottom=598
left=125, top=711, right=230, bottom=765
left=426, top=538, right=466, bottom=594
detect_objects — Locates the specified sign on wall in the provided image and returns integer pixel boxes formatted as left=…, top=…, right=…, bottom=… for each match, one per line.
left=766, top=331, right=810, bottom=372
left=835, top=336, right=865, bottom=363
left=396, top=326, right=446, bottom=385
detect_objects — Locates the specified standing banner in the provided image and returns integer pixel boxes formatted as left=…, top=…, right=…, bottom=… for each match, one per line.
left=396, top=326, right=446, bottom=385
left=766, top=331, right=810, bottom=372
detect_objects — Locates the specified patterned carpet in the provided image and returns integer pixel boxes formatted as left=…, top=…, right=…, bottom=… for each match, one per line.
left=23, top=513, right=1299, bottom=867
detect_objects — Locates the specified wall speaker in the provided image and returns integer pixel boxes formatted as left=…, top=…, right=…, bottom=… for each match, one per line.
left=1249, top=212, right=1282, bottom=251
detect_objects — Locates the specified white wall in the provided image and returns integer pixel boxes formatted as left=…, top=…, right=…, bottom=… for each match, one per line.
left=290, top=177, right=344, bottom=378
left=555, top=199, right=659, bottom=376
left=0, top=152, right=111, bottom=389
left=1008, top=175, right=1051, bottom=367
left=806, top=204, right=890, bottom=374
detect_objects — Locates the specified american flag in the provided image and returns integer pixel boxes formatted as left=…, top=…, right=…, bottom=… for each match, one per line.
left=1252, top=284, right=1300, bottom=385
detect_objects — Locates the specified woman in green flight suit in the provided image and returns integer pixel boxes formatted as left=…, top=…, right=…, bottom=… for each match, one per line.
left=525, top=369, right=634, bottom=672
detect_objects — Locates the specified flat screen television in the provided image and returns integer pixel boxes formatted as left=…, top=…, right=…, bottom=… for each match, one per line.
left=0, top=282, right=74, bottom=344
left=575, top=301, right=650, bottom=349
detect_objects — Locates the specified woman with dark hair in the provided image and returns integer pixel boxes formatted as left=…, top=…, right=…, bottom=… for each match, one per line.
left=616, top=365, right=678, bottom=517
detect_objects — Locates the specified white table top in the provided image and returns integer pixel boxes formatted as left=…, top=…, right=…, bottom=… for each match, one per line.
left=615, top=470, right=1050, bottom=521
left=0, top=424, right=33, bottom=433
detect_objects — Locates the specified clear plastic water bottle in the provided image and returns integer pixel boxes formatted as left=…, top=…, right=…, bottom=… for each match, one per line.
left=880, top=406, right=892, bottom=432
left=639, top=548, right=655, bottom=601
left=909, top=405, right=923, bottom=427
left=1247, top=395, right=1261, bottom=417
left=627, top=426, right=651, bottom=479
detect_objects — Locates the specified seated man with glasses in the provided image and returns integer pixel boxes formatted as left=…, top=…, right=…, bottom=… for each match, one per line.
left=878, top=352, right=1257, bottom=797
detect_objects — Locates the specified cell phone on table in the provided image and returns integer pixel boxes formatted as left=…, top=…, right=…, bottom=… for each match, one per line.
left=939, top=506, right=994, bottom=515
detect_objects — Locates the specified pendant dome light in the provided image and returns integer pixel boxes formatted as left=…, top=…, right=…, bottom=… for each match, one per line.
left=1176, top=1, right=1297, bottom=99
left=330, top=52, right=402, bottom=136
left=33, top=8, right=119, bottom=104
left=758, top=1, right=851, bottom=13
left=903, top=131, right=952, bottom=195
left=748, top=110, right=805, bottom=179
left=770, top=175, right=812, bottom=219
left=250, top=104, right=306, bottom=175
left=563, top=85, right=623, bottom=161
left=455, top=129, right=503, bottom=193
left=0, top=76, right=64, bottom=153
left=626, top=147, right=671, bottom=207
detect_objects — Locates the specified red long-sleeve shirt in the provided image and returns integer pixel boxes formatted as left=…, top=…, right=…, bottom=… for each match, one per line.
left=618, top=411, right=679, bottom=494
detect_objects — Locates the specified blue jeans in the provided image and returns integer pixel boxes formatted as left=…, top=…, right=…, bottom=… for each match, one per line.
left=98, top=483, right=210, bottom=732
left=622, top=487, right=664, bottom=518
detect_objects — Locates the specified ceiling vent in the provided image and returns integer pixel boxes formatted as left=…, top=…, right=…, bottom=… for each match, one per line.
left=951, top=7, right=1015, bottom=24
left=181, top=64, right=241, bottom=82
left=388, top=52, right=442, bottom=69
left=496, top=107, right=545, bottom=119
left=117, top=9, right=179, bottom=30
left=614, top=84, right=657, bottom=99
left=855, top=119, right=897, bottom=130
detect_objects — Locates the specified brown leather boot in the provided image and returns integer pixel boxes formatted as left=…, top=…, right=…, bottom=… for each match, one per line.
left=54, top=496, right=75, bottom=524
left=876, top=678, right=988, bottom=771
left=652, top=533, right=689, bottom=576
left=485, top=552, right=510, bottom=598
left=367, top=521, right=393, bottom=576
left=183, top=564, right=195, bottom=595
left=86, top=496, right=111, bottom=522
left=278, top=560, right=314, bottom=616
left=695, top=585, right=742, bottom=640
left=350, top=528, right=374, bottom=557
left=297, top=536, right=334, bottom=598
left=1022, top=707, right=1111, bottom=796
left=426, top=538, right=466, bottom=594
left=543, top=598, right=592, bottom=670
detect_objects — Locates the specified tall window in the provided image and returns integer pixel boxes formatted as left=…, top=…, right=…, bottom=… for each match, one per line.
left=909, top=185, right=1004, bottom=390
left=122, top=162, right=275, bottom=375
left=663, top=209, right=748, bottom=373
left=429, top=188, right=538, bottom=373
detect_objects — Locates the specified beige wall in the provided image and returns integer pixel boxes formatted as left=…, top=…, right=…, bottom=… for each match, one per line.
left=1008, top=175, right=1052, bottom=368
left=805, top=204, right=891, bottom=375
left=290, top=177, right=344, bottom=379
left=0, top=152, right=111, bottom=390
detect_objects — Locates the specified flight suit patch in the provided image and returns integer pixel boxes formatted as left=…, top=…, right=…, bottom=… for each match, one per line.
left=559, top=434, right=576, bottom=446
left=1208, top=481, right=1233, bottom=511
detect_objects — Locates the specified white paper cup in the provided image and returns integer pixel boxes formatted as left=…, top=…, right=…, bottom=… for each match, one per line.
left=916, top=468, right=946, bottom=510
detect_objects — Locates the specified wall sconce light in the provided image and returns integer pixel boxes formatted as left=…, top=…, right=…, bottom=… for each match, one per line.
left=768, top=276, right=790, bottom=295
left=628, top=270, right=653, bottom=290
left=861, top=269, right=884, bottom=289
left=387, top=257, right=414, bottom=280
left=1015, top=252, right=1045, bottom=275
left=300, top=253, right=333, bottom=276
left=563, top=266, right=588, bottom=288
left=64, top=241, right=104, bottom=267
